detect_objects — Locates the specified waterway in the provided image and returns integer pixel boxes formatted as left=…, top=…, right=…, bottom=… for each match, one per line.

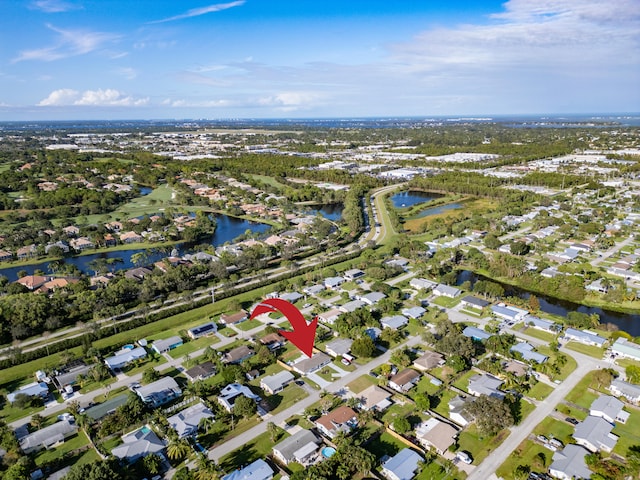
left=456, top=270, right=640, bottom=336
left=390, top=191, right=445, bottom=209
left=413, top=202, right=463, bottom=218
left=0, top=205, right=343, bottom=282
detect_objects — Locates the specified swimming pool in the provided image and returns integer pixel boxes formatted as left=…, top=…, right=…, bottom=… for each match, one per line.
left=321, top=447, right=336, bottom=458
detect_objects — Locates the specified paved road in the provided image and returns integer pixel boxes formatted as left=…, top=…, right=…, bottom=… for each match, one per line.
left=591, top=234, right=635, bottom=266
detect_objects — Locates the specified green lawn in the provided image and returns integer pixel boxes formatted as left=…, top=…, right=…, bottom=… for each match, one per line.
left=533, top=417, right=575, bottom=446
left=522, top=327, right=557, bottom=343
left=496, top=439, right=550, bottom=480
left=366, top=431, right=407, bottom=459
left=535, top=346, right=577, bottom=381
left=34, top=430, right=92, bottom=467
left=432, top=389, right=456, bottom=419
left=612, top=408, right=640, bottom=456
left=235, top=319, right=264, bottom=332
left=431, top=296, right=461, bottom=308
left=565, top=370, right=609, bottom=408
left=564, top=342, right=605, bottom=359
left=168, top=336, right=219, bottom=358
left=0, top=401, right=45, bottom=424
left=453, top=370, right=477, bottom=392
left=381, top=402, right=415, bottom=426
left=347, top=375, right=376, bottom=394
left=219, top=428, right=289, bottom=472
left=79, top=376, right=117, bottom=394
left=121, top=354, right=167, bottom=377
left=264, top=385, right=308, bottom=414
left=414, top=375, right=445, bottom=396
left=527, top=382, right=554, bottom=401
left=555, top=403, right=589, bottom=422
left=458, top=424, right=509, bottom=465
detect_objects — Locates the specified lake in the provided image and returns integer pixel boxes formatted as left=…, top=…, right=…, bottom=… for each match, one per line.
left=390, top=191, right=445, bottom=209
left=456, top=270, right=640, bottom=336
left=0, top=205, right=342, bottom=281
left=413, top=202, right=463, bottom=218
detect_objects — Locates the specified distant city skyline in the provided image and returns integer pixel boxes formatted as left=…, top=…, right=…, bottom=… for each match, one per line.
left=1, top=0, right=639, bottom=120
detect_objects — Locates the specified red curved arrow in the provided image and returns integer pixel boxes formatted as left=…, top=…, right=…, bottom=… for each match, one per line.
left=250, top=298, right=317, bottom=357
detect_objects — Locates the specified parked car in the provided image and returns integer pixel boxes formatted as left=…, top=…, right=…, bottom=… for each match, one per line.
left=537, top=435, right=548, bottom=443
left=456, top=451, right=473, bottom=464
left=565, top=417, right=579, bottom=425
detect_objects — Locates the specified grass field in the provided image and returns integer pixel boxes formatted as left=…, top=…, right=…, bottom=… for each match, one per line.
left=431, top=296, right=462, bottom=308
left=458, top=424, right=509, bottom=465
left=366, top=431, right=407, bottom=459
left=533, top=417, right=574, bottom=446
left=522, top=327, right=557, bottom=343
left=612, top=408, right=640, bottom=456
left=564, top=341, right=605, bottom=359
left=347, top=374, right=376, bottom=394
left=404, top=198, right=498, bottom=234
left=527, top=382, right=554, bottom=401
left=219, top=428, right=288, bottom=472
left=496, top=439, right=550, bottom=480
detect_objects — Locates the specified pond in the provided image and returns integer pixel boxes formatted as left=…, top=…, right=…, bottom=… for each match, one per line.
left=456, top=270, right=640, bottom=336
left=306, top=203, right=343, bottom=222
left=390, top=191, right=445, bottom=209
left=413, top=202, right=463, bottom=218
left=0, top=213, right=272, bottom=281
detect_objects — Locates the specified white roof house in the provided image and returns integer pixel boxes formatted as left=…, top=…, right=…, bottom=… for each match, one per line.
left=217, top=383, right=261, bottom=412
left=510, top=342, right=548, bottom=364
left=433, top=284, right=461, bottom=298
left=168, top=402, right=214, bottom=438
left=410, top=278, right=438, bottom=291
left=382, top=448, right=422, bottom=480
left=151, top=336, right=183, bottom=354
left=358, top=292, right=386, bottom=305
left=104, top=346, right=147, bottom=370
left=415, top=418, right=458, bottom=455
left=381, top=315, right=408, bottom=330
left=325, top=338, right=353, bottom=357
left=611, top=337, right=640, bottom=361
left=19, top=420, right=77, bottom=454
left=564, top=329, right=606, bottom=347
left=111, top=426, right=165, bottom=464
left=260, top=371, right=295, bottom=395
left=7, top=382, right=49, bottom=404
left=135, top=377, right=182, bottom=408
left=222, top=459, right=273, bottom=480
left=549, top=444, right=593, bottom=480
left=589, top=395, right=629, bottom=424
left=468, top=374, right=504, bottom=399
left=272, top=429, right=320, bottom=466
left=573, top=416, right=618, bottom=453
left=609, top=379, right=640, bottom=403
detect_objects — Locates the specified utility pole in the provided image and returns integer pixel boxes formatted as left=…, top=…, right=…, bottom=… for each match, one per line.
left=211, top=287, right=215, bottom=304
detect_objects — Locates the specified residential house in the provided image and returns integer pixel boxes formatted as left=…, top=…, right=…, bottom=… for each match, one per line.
left=292, top=352, right=331, bottom=375
left=221, top=459, right=273, bottom=480
left=272, top=429, right=320, bottom=466
left=303, top=284, right=325, bottom=296
left=167, top=402, right=214, bottom=438
left=104, top=346, right=147, bottom=371
left=448, top=395, right=475, bottom=427
left=468, top=374, right=504, bottom=399
left=339, top=299, right=366, bottom=313
left=573, top=416, right=618, bottom=453
left=460, top=296, right=490, bottom=310
left=125, top=267, right=153, bottom=282
left=611, top=337, right=640, bottom=361
left=381, top=448, right=423, bottom=480
left=462, top=326, right=492, bottom=342
left=220, top=310, right=249, bottom=325
left=589, top=396, right=629, bottom=424
left=358, top=385, right=393, bottom=412
left=70, top=237, right=94, bottom=251
left=217, top=383, right=261, bottom=412
left=111, top=426, right=165, bottom=464
left=389, top=369, right=421, bottom=393
left=280, top=291, right=304, bottom=303
left=325, top=338, right=353, bottom=358
left=413, top=351, right=445, bottom=371
left=223, top=346, right=255, bottom=364
left=119, top=231, right=144, bottom=244
left=185, top=362, right=217, bottom=383
left=19, top=420, right=77, bottom=454
left=510, top=342, right=548, bottom=364
left=358, top=291, right=386, bottom=306
left=609, top=379, right=640, bottom=404
left=151, top=336, right=183, bottom=354
left=402, top=306, right=426, bottom=319
left=415, top=418, right=458, bottom=455
left=103, top=233, right=117, bottom=247
left=53, top=362, right=93, bottom=392
left=410, top=278, right=437, bottom=291
left=16, top=244, right=37, bottom=259
left=343, top=269, right=365, bottom=281
left=490, top=304, right=528, bottom=322
left=524, top=315, right=559, bottom=333
left=187, top=321, right=218, bottom=339
left=7, top=382, right=49, bottom=404
left=564, top=329, right=606, bottom=347
left=15, top=275, right=48, bottom=291
left=324, top=276, right=345, bottom=289
left=380, top=315, right=408, bottom=330
left=318, top=308, right=342, bottom=324
left=45, top=241, right=70, bottom=254
left=260, top=333, right=286, bottom=351
left=62, top=226, right=79, bottom=237
left=432, top=284, right=461, bottom=298
left=135, top=377, right=182, bottom=408
left=260, top=371, right=295, bottom=395
left=315, top=405, right=358, bottom=439
left=0, top=250, right=12, bottom=261
left=549, top=444, right=593, bottom=480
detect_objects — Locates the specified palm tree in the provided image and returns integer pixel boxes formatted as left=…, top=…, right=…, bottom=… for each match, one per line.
left=30, top=414, right=44, bottom=430
left=194, top=453, right=220, bottom=480
left=166, top=438, right=191, bottom=461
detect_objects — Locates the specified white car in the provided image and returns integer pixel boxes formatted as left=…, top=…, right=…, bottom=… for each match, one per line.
left=456, top=451, right=472, bottom=464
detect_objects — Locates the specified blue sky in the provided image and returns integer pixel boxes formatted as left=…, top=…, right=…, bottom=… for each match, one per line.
left=1, top=0, right=638, bottom=120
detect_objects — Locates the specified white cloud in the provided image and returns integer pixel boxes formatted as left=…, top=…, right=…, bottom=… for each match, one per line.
left=13, top=24, right=119, bottom=62
left=148, top=1, right=245, bottom=24
left=30, top=0, right=79, bottom=13
left=257, top=92, right=322, bottom=110
left=38, top=88, right=149, bottom=106
left=115, top=67, right=137, bottom=80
